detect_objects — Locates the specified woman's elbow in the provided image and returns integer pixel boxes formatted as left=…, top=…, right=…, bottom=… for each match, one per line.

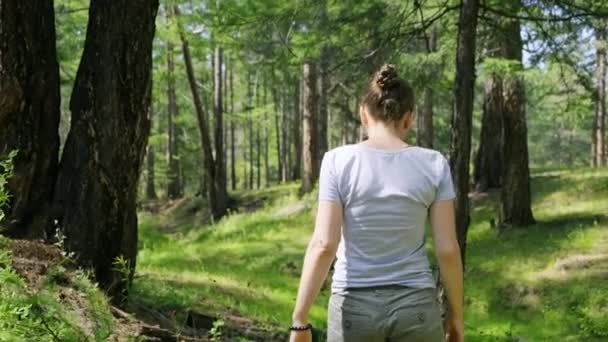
left=435, top=242, right=461, bottom=261
left=309, top=238, right=338, bottom=257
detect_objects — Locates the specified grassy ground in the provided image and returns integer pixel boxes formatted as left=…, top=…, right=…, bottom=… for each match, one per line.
left=134, top=167, right=608, bottom=341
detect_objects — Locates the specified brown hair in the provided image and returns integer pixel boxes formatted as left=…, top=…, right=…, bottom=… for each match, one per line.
left=361, top=64, right=415, bottom=123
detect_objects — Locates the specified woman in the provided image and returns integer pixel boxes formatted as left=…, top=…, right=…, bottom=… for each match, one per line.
left=289, top=64, right=464, bottom=342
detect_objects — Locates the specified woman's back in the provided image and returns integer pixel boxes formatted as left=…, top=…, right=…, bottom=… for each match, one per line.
left=319, top=144, right=455, bottom=291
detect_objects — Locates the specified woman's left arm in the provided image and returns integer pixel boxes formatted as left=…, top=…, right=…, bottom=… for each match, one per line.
left=291, top=200, right=343, bottom=330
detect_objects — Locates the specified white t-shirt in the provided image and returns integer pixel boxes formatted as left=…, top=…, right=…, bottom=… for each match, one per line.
left=318, top=144, right=456, bottom=292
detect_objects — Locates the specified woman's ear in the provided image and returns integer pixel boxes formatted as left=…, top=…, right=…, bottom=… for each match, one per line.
left=359, top=105, right=369, bottom=128
left=403, top=111, right=415, bottom=130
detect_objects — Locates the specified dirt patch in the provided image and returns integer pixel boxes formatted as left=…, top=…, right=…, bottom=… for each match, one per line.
left=273, top=201, right=308, bottom=218
left=10, top=239, right=64, bottom=287
left=553, top=254, right=608, bottom=271
left=497, top=284, right=542, bottom=310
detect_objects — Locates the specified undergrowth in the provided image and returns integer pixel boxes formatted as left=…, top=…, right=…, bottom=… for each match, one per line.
left=135, top=167, right=608, bottom=341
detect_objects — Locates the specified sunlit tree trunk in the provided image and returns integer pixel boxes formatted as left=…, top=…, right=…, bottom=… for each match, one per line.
left=593, top=23, right=607, bottom=167
left=301, top=61, right=319, bottom=194
left=0, top=0, right=60, bottom=238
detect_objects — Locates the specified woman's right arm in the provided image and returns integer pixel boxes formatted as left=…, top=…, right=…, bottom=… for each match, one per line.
left=429, top=199, right=464, bottom=341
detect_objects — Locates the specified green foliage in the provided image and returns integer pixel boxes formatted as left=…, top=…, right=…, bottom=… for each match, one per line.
left=0, top=150, right=17, bottom=223
left=209, top=319, right=225, bottom=341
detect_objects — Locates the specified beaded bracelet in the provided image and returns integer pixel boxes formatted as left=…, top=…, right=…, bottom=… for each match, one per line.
left=289, top=323, right=313, bottom=331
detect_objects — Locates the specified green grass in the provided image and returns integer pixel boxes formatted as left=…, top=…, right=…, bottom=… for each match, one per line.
left=0, top=236, right=114, bottom=341
left=134, top=168, right=608, bottom=341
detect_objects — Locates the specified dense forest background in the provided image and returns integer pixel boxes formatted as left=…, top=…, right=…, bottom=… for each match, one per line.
left=1, top=0, right=608, bottom=340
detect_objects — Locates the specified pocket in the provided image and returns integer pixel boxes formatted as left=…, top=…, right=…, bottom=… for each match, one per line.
left=328, top=292, right=376, bottom=341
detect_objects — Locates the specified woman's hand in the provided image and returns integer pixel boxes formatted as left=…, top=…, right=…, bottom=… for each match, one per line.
left=444, top=316, right=464, bottom=342
left=289, top=330, right=312, bottom=342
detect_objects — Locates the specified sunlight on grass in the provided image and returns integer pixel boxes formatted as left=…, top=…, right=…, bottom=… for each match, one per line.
left=134, top=169, right=608, bottom=340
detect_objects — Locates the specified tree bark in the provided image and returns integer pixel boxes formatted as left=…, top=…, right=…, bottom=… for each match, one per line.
left=178, top=7, right=227, bottom=220
left=213, top=46, right=227, bottom=199
left=593, top=23, right=607, bottom=167
left=53, top=0, right=159, bottom=300
left=0, top=0, right=60, bottom=238
left=318, top=46, right=330, bottom=164
left=263, top=79, right=270, bottom=186
left=255, top=77, right=261, bottom=189
left=450, top=0, right=479, bottom=264
left=417, top=26, right=437, bottom=149
left=300, top=62, right=319, bottom=194
left=500, top=7, right=535, bottom=227
left=166, top=41, right=182, bottom=199
left=474, top=73, right=503, bottom=191
left=229, top=60, right=236, bottom=190
left=273, top=87, right=283, bottom=183
left=281, top=90, right=290, bottom=182
left=292, top=78, right=302, bottom=180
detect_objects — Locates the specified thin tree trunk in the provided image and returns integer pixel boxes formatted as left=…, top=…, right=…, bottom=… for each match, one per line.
left=593, top=23, right=607, bottom=167
left=248, top=73, right=254, bottom=189
left=166, top=41, right=182, bottom=199
left=177, top=7, right=227, bottom=220
left=53, top=0, right=159, bottom=300
left=255, top=76, right=261, bottom=189
left=417, top=26, right=438, bottom=148
left=292, top=78, right=302, bottom=180
left=263, top=79, right=270, bottom=186
left=318, top=46, right=330, bottom=164
left=450, top=0, right=479, bottom=264
left=146, top=107, right=158, bottom=200
left=281, top=90, right=290, bottom=182
left=0, top=0, right=60, bottom=238
left=300, top=61, right=319, bottom=194
left=273, top=87, right=283, bottom=183
left=213, top=46, right=227, bottom=201
left=229, top=60, right=236, bottom=190
left=474, top=73, right=503, bottom=191
left=500, top=4, right=535, bottom=227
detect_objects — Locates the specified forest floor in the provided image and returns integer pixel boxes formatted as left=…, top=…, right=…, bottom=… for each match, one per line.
left=133, top=166, right=608, bottom=341
left=1, top=167, right=605, bottom=340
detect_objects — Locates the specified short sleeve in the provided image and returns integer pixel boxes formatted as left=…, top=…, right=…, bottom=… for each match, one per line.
left=318, top=151, right=341, bottom=203
left=435, top=155, right=456, bottom=202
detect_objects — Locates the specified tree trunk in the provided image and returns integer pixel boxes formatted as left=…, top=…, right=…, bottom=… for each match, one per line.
left=273, top=87, right=283, bottom=183
left=300, top=62, right=319, bottom=194
left=593, top=24, right=607, bottom=167
left=417, top=26, right=437, bottom=149
left=146, top=107, right=158, bottom=200
left=229, top=60, right=236, bottom=190
left=292, top=78, right=302, bottom=180
left=263, top=80, right=270, bottom=186
left=178, top=7, right=227, bottom=221
left=500, top=7, right=535, bottom=227
left=281, top=90, right=290, bottom=182
left=213, top=46, right=227, bottom=201
left=318, top=46, right=330, bottom=164
left=53, top=0, right=159, bottom=300
left=474, top=74, right=503, bottom=191
left=0, top=0, right=60, bottom=238
left=255, top=77, right=261, bottom=189
left=248, top=73, right=254, bottom=189
left=450, top=0, right=479, bottom=264
left=166, top=41, right=182, bottom=199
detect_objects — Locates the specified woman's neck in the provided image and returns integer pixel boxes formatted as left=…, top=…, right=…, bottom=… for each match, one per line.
left=363, top=124, right=408, bottom=148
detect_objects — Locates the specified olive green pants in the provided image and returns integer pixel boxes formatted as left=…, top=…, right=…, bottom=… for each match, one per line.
left=327, top=285, right=444, bottom=342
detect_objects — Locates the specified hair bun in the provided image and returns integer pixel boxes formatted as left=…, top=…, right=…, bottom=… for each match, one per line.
left=375, top=64, right=399, bottom=91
